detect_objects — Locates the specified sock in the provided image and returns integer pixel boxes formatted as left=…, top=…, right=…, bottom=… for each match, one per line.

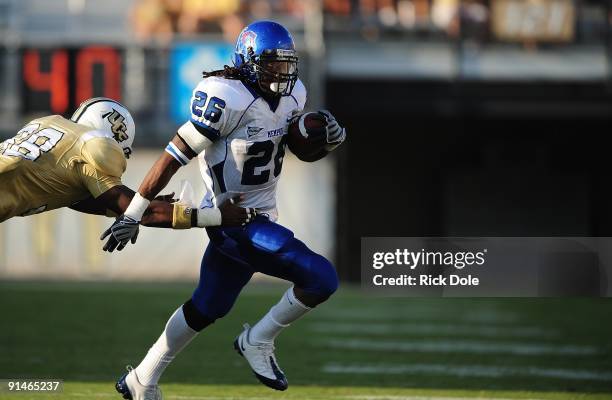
left=249, top=286, right=311, bottom=344
left=134, top=306, right=198, bottom=386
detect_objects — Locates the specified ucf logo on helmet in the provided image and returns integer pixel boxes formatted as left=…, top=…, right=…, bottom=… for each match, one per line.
left=102, top=109, right=129, bottom=143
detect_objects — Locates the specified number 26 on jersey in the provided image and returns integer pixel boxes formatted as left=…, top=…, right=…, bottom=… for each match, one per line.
left=191, top=91, right=226, bottom=123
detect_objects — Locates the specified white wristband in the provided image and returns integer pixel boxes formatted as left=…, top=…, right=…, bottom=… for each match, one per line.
left=124, top=192, right=150, bottom=221
left=196, top=207, right=222, bottom=227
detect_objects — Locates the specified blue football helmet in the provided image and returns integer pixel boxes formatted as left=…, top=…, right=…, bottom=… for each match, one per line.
left=233, top=20, right=299, bottom=96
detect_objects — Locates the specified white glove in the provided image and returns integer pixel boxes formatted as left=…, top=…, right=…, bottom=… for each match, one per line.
left=318, top=110, right=346, bottom=151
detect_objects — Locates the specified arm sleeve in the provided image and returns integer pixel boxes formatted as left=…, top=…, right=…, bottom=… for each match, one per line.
left=176, top=121, right=214, bottom=156
left=177, top=79, right=233, bottom=154
left=78, top=136, right=126, bottom=198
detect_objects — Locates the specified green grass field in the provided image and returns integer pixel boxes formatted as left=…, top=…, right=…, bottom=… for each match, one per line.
left=0, top=282, right=611, bottom=399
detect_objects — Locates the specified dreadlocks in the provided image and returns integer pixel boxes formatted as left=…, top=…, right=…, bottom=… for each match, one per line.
left=202, top=65, right=245, bottom=80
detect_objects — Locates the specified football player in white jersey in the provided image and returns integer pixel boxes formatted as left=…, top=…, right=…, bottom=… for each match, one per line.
left=104, top=20, right=346, bottom=399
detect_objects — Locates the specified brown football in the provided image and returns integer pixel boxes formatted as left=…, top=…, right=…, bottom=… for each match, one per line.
left=287, top=112, right=327, bottom=161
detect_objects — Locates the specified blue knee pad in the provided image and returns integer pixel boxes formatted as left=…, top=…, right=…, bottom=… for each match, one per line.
left=276, top=238, right=339, bottom=298
left=242, top=218, right=339, bottom=297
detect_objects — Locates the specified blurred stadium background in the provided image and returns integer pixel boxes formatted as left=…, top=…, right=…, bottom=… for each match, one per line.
left=1, top=0, right=612, bottom=399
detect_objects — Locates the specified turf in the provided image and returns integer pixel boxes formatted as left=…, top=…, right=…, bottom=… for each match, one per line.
left=0, top=282, right=611, bottom=399
left=2, top=383, right=612, bottom=400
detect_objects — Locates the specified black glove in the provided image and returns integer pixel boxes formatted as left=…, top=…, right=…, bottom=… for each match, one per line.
left=318, top=110, right=346, bottom=150
left=100, top=215, right=140, bottom=252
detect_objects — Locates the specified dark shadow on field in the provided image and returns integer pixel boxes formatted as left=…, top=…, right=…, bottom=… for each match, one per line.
left=0, top=282, right=611, bottom=395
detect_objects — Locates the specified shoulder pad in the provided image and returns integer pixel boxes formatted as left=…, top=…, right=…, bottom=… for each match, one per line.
left=195, top=77, right=254, bottom=111
left=81, top=131, right=126, bottom=177
left=291, top=79, right=307, bottom=110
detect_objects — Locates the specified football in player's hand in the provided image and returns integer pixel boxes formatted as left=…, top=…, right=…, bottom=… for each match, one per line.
left=287, top=112, right=327, bottom=161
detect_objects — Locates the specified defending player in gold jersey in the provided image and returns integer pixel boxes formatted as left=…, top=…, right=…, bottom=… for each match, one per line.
left=0, top=97, right=253, bottom=245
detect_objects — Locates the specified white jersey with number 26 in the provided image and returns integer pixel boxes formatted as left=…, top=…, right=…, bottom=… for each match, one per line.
left=176, top=76, right=306, bottom=221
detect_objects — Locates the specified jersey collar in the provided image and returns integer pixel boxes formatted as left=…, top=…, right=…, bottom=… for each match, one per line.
left=241, top=80, right=281, bottom=113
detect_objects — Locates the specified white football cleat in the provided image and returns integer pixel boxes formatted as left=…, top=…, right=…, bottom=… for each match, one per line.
left=233, top=323, right=288, bottom=391
left=115, top=366, right=163, bottom=400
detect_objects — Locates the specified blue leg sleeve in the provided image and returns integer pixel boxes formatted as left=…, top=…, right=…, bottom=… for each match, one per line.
left=191, top=242, right=254, bottom=322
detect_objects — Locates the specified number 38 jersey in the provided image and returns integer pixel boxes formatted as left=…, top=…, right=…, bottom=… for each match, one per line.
left=176, top=76, right=306, bottom=221
left=0, top=115, right=126, bottom=222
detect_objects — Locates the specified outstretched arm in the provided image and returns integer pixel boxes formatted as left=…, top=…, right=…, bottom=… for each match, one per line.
left=70, top=185, right=178, bottom=228
left=99, top=134, right=193, bottom=252
left=100, top=132, right=255, bottom=252
left=70, top=196, right=110, bottom=216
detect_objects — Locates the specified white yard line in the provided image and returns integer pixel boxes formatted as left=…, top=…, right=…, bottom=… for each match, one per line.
left=344, top=397, right=543, bottom=400
left=319, top=338, right=598, bottom=356
left=170, top=397, right=273, bottom=400
left=308, top=322, right=558, bottom=338
left=317, top=309, right=520, bottom=324
left=323, top=363, right=612, bottom=381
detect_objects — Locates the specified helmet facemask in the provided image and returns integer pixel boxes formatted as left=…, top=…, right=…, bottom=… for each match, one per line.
left=251, top=49, right=298, bottom=97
